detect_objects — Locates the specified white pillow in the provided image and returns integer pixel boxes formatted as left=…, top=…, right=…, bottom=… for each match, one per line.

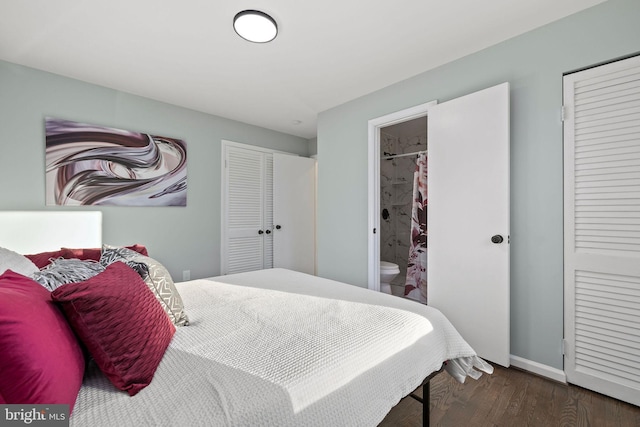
left=0, top=247, right=39, bottom=276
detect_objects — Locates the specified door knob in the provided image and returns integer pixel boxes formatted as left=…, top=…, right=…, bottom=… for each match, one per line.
left=258, top=230, right=264, bottom=235
left=491, top=235, right=504, bottom=244
left=275, top=225, right=281, bottom=230
left=265, top=229, right=271, bottom=234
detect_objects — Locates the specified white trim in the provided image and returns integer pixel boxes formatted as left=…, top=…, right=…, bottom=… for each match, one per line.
left=367, top=101, right=437, bottom=291
left=221, top=139, right=295, bottom=155
left=510, top=355, right=567, bottom=384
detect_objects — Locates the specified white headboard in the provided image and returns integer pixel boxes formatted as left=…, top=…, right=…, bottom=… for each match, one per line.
left=0, top=211, right=102, bottom=254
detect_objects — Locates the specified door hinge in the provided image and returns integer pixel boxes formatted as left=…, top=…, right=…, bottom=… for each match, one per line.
left=561, top=106, right=566, bottom=122
left=562, top=338, right=567, bottom=355
left=373, top=227, right=377, bottom=234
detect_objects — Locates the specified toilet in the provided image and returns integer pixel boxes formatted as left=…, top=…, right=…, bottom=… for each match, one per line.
left=380, top=261, right=400, bottom=294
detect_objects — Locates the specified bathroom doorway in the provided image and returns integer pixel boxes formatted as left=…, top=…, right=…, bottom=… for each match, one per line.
left=379, top=117, right=428, bottom=297
left=367, top=101, right=436, bottom=294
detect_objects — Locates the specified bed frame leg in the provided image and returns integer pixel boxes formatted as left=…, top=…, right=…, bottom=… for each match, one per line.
left=423, top=380, right=430, bottom=427
left=411, top=365, right=441, bottom=427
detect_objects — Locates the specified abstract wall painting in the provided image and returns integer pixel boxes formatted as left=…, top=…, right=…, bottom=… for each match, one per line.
left=45, top=117, right=187, bottom=206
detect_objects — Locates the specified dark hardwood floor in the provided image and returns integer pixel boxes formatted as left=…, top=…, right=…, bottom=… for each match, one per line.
left=380, top=365, right=640, bottom=426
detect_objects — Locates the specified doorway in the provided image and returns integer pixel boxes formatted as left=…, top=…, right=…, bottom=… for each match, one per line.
left=379, top=117, right=428, bottom=297
left=367, top=101, right=436, bottom=292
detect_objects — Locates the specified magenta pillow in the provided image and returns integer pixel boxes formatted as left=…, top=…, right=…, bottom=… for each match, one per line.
left=51, top=262, right=175, bottom=396
left=0, top=270, right=85, bottom=410
left=26, top=245, right=149, bottom=269
left=62, top=244, right=149, bottom=262
left=24, top=249, right=67, bottom=269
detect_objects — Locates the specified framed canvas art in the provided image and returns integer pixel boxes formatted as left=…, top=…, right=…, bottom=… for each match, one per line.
left=45, top=117, right=187, bottom=206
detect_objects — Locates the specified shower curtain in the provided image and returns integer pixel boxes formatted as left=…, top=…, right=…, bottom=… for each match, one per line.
left=404, top=152, right=427, bottom=304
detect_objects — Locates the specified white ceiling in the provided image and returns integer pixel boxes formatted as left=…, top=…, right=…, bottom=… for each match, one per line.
left=0, top=0, right=606, bottom=139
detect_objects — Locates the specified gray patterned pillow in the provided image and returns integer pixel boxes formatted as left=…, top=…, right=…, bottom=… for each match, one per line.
left=100, top=245, right=189, bottom=326
left=31, top=258, right=105, bottom=291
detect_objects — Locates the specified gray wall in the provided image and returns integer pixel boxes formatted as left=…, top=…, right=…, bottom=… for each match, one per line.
left=0, top=60, right=309, bottom=280
left=316, top=0, right=640, bottom=370
left=308, top=137, right=317, bottom=156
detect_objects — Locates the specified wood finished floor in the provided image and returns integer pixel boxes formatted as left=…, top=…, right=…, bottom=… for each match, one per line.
left=380, top=365, right=640, bottom=427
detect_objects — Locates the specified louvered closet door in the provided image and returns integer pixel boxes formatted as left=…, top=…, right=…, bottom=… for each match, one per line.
left=223, top=145, right=273, bottom=274
left=564, top=54, right=640, bottom=407
left=264, top=154, right=274, bottom=268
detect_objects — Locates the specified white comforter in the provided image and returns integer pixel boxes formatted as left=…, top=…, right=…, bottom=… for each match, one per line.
left=70, top=268, right=490, bottom=427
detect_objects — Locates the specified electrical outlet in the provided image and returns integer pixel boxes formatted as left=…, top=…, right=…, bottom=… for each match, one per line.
left=182, top=270, right=191, bottom=281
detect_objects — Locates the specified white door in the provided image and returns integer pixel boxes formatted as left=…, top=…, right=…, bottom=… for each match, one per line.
left=222, top=145, right=272, bottom=274
left=222, top=142, right=316, bottom=275
left=428, top=82, right=511, bottom=367
left=564, top=55, right=640, bottom=406
left=273, top=153, right=316, bottom=274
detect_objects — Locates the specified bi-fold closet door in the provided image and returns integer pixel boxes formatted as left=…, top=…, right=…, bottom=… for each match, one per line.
left=221, top=141, right=316, bottom=275
left=563, top=54, right=640, bottom=406
left=223, top=144, right=274, bottom=273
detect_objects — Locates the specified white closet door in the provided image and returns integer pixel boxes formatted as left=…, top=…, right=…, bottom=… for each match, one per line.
left=222, top=145, right=270, bottom=274
left=273, top=153, right=316, bottom=274
left=222, top=142, right=316, bottom=276
left=264, top=154, right=274, bottom=269
left=564, top=55, right=640, bottom=406
left=428, top=82, right=510, bottom=367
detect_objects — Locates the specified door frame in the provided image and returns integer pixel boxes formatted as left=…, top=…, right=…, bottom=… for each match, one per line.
left=367, top=101, right=437, bottom=291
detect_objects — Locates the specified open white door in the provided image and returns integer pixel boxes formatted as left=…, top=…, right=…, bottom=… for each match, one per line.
left=273, top=153, right=316, bottom=274
left=428, top=82, right=510, bottom=367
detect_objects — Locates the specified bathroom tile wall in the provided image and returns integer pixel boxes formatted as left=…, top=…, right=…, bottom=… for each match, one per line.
left=380, top=130, right=427, bottom=295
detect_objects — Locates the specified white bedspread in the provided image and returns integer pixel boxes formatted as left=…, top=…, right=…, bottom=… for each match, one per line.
left=70, top=268, right=490, bottom=427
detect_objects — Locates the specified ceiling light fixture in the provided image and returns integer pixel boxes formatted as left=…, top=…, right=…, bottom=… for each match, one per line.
left=233, top=10, right=278, bottom=43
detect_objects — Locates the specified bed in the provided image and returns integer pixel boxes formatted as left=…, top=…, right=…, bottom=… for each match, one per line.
left=0, top=211, right=492, bottom=426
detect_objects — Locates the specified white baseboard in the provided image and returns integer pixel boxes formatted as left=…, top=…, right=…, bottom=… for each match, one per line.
left=509, top=355, right=567, bottom=384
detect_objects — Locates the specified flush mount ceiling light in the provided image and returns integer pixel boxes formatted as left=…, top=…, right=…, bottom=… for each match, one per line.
left=233, top=10, right=278, bottom=43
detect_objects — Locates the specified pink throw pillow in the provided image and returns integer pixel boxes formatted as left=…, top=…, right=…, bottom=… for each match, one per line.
left=51, top=262, right=175, bottom=396
left=62, top=244, right=149, bottom=262
left=0, top=270, right=85, bottom=411
left=24, top=249, right=67, bottom=269
left=25, top=245, right=148, bottom=268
